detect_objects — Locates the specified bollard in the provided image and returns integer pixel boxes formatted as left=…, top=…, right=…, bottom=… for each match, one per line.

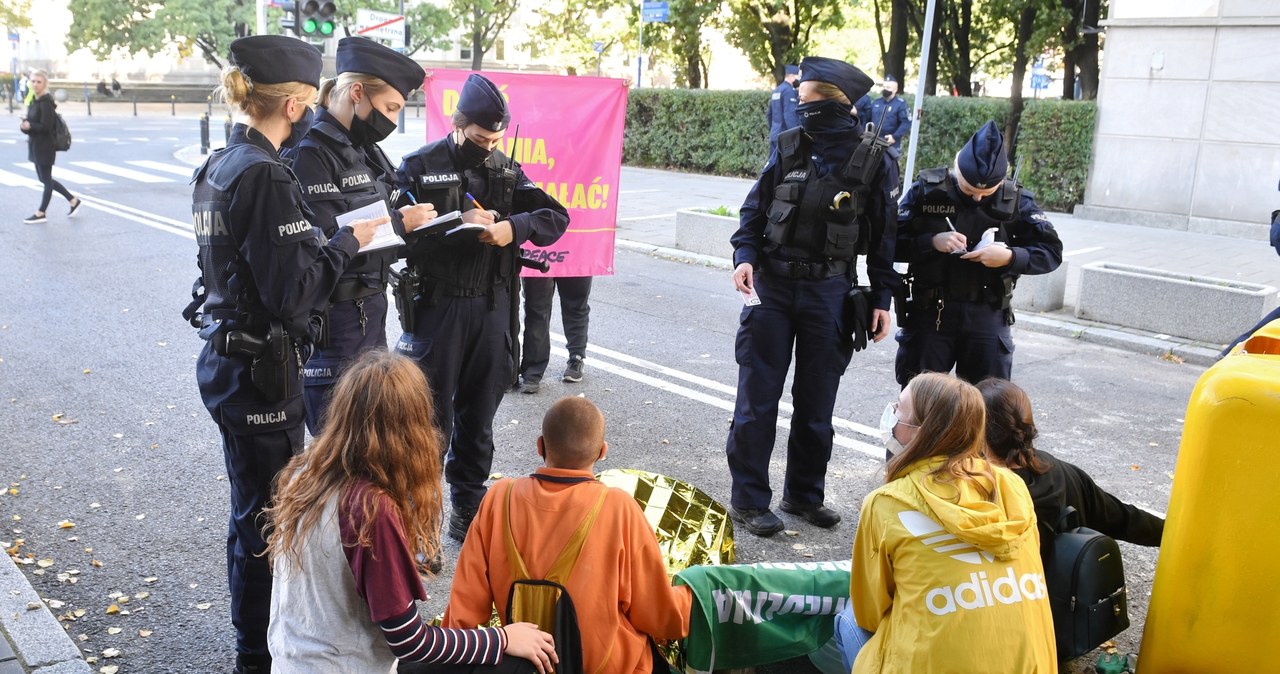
left=171, top=95, right=176, bottom=116
left=132, top=95, right=137, bottom=116
left=207, top=95, right=212, bottom=117
left=200, top=113, right=210, bottom=155
left=225, top=114, right=232, bottom=142
left=83, top=82, right=91, bottom=116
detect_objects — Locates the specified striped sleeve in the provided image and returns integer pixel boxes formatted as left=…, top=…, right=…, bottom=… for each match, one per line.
left=377, top=604, right=508, bottom=664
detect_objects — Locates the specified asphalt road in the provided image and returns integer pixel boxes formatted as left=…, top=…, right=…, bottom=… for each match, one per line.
left=0, top=110, right=1199, bottom=672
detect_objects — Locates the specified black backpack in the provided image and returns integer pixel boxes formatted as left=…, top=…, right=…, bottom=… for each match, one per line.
left=1044, top=507, right=1130, bottom=660
left=52, top=112, right=71, bottom=152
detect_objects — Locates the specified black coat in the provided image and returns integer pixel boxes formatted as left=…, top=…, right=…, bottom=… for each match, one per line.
left=23, top=93, right=58, bottom=166
left=1015, top=449, right=1165, bottom=559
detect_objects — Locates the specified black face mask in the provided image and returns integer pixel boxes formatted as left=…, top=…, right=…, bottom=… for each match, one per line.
left=881, top=89, right=893, bottom=99
left=797, top=99, right=857, bottom=136
left=281, top=106, right=313, bottom=150
left=456, top=135, right=494, bottom=170
left=350, top=103, right=398, bottom=144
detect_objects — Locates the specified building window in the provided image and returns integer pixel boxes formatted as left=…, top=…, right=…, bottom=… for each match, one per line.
left=460, top=40, right=471, bottom=61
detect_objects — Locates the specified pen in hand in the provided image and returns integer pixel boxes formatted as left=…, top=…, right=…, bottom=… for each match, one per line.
left=465, top=192, right=485, bottom=211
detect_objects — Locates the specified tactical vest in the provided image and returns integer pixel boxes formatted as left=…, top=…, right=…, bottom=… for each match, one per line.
left=294, top=120, right=396, bottom=294
left=910, top=167, right=1021, bottom=304
left=762, top=127, right=884, bottom=262
left=188, top=143, right=277, bottom=340
left=403, top=139, right=517, bottom=298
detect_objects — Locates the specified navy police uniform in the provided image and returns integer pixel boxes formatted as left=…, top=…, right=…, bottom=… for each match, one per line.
left=767, top=64, right=800, bottom=145
left=287, top=37, right=426, bottom=433
left=894, top=120, right=1062, bottom=386
left=185, top=36, right=354, bottom=668
left=726, top=57, right=900, bottom=530
left=867, top=75, right=911, bottom=144
left=394, top=74, right=568, bottom=536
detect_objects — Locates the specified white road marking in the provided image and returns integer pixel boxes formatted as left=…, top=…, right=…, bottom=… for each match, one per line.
left=71, top=161, right=173, bottom=183
left=0, top=168, right=40, bottom=187
left=14, top=162, right=111, bottom=185
left=1063, top=246, right=1104, bottom=257
left=127, top=160, right=196, bottom=177
left=617, top=213, right=676, bottom=222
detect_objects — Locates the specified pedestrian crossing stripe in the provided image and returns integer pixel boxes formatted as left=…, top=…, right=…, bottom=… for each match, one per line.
left=14, top=162, right=111, bottom=185
left=71, top=160, right=173, bottom=183
left=0, top=160, right=195, bottom=187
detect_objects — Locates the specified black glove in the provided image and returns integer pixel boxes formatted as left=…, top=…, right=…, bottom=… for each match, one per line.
left=842, top=286, right=874, bottom=353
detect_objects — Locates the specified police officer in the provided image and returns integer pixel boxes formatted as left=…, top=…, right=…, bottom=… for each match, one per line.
left=395, top=74, right=568, bottom=541
left=867, top=75, right=911, bottom=151
left=185, top=36, right=381, bottom=673
left=894, top=120, right=1063, bottom=387
left=767, top=64, right=800, bottom=153
left=727, top=56, right=900, bottom=537
left=288, top=37, right=438, bottom=433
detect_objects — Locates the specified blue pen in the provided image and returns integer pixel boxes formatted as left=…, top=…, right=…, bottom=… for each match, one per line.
left=465, top=192, right=486, bottom=211
left=403, top=190, right=416, bottom=205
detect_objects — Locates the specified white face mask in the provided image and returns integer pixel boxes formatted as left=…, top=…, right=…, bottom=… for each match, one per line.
left=879, top=402, right=906, bottom=457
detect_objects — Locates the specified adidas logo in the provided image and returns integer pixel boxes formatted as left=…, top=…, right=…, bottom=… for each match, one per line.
left=897, top=510, right=996, bottom=564
left=925, top=568, right=1048, bottom=616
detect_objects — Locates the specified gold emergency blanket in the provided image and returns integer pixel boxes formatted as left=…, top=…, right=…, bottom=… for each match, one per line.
left=597, top=468, right=735, bottom=574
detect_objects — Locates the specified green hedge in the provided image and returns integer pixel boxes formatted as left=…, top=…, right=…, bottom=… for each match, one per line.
left=623, top=90, right=1095, bottom=212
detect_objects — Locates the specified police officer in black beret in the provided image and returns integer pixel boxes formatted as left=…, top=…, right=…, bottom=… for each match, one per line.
left=287, top=37, right=439, bottom=433
left=894, top=120, right=1062, bottom=387
left=185, top=35, right=382, bottom=673
left=727, top=56, right=900, bottom=537
left=394, top=73, right=568, bottom=541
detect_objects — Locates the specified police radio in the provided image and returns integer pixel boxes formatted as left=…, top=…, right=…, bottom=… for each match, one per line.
left=844, top=104, right=893, bottom=189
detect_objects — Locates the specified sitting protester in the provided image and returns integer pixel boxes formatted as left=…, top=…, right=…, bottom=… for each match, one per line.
left=977, top=377, right=1164, bottom=552
left=835, top=372, right=1056, bottom=673
left=265, top=351, right=558, bottom=674
left=445, top=396, right=693, bottom=674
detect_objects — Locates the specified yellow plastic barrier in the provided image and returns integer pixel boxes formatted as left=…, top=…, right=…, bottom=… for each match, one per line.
left=1139, top=320, right=1280, bottom=672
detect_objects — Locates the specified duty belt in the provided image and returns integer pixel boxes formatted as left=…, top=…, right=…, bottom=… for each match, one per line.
left=330, top=277, right=386, bottom=303
left=763, top=257, right=850, bottom=280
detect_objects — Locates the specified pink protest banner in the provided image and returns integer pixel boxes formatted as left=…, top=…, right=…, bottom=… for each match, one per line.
left=422, top=70, right=628, bottom=277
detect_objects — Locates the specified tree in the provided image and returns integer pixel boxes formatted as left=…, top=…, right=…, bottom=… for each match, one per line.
left=66, top=0, right=253, bottom=68
left=662, top=0, right=720, bottom=88
left=1060, top=0, right=1105, bottom=100
left=1, top=0, right=31, bottom=29
left=522, top=0, right=632, bottom=78
left=450, top=0, right=519, bottom=70
left=722, top=0, right=846, bottom=84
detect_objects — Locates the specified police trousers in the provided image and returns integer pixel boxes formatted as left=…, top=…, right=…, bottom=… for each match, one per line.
left=725, top=273, right=854, bottom=510
left=395, top=290, right=511, bottom=511
left=519, top=276, right=592, bottom=382
left=894, top=298, right=1013, bottom=387
left=196, top=345, right=305, bottom=657
left=302, top=292, right=389, bottom=434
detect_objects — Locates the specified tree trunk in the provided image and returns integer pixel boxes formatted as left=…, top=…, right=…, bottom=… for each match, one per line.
left=684, top=36, right=704, bottom=88
left=887, top=0, right=910, bottom=82
left=470, top=6, right=484, bottom=70
left=925, top=0, right=942, bottom=95
left=1006, top=5, right=1038, bottom=166
left=1061, top=50, right=1077, bottom=99
left=1077, top=0, right=1102, bottom=99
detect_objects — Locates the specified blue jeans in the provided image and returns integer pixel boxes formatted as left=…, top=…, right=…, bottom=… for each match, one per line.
left=833, top=606, right=875, bottom=672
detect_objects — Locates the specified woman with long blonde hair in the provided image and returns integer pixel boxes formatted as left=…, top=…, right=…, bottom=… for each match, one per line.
left=265, top=351, right=557, bottom=674
left=19, top=68, right=80, bottom=223
left=834, top=372, right=1057, bottom=673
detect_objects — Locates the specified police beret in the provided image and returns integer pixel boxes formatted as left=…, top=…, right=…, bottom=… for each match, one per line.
left=228, top=35, right=322, bottom=87
left=784, top=64, right=799, bottom=76
left=956, top=120, right=1009, bottom=190
left=884, top=74, right=897, bottom=83
left=336, top=37, right=425, bottom=100
left=456, top=73, right=510, bottom=132
left=798, top=56, right=874, bottom=105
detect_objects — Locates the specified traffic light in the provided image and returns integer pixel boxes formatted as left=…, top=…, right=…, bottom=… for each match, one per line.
left=298, top=1, right=337, bottom=38
left=278, top=1, right=297, bottom=35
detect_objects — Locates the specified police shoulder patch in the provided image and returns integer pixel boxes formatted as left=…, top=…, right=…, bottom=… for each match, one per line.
left=271, top=215, right=317, bottom=245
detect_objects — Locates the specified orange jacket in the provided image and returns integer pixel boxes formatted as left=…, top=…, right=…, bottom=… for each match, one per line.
left=444, top=467, right=693, bottom=674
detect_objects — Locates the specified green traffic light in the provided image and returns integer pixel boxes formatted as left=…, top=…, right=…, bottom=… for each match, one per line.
left=320, top=21, right=334, bottom=36
left=303, top=18, right=317, bottom=34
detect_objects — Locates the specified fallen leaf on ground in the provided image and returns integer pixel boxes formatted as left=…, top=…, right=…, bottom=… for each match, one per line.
left=143, top=576, right=158, bottom=584
left=37, top=558, right=53, bottom=567
left=107, top=627, right=122, bottom=635
left=134, top=514, right=145, bottom=520
left=26, top=601, right=40, bottom=610
left=102, top=647, right=121, bottom=658
left=792, top=543, right=806, bottom=550
left=1130, top=464, right=1141, bottom=471
left=783, top=530, right=800, bottom=537
left=101, top=666, right=119, bottom=674
left=58, top=520, right=75, bottom=529
left=134, top=592, right=149, bottom=600
left=74, top=608, right=86, bottom=617
left=112, top=434, right=123, bottom=439
left=46, top=599, right=65, bottom=609
left=196, top=602, right=212, bottom=610
left=105, top=604, right=119, bottom=615
left=91, top=559, right=103, bottom=568
left=83, top=369, right=91, bottom=374
left=138, top=629, right=153, bottom=637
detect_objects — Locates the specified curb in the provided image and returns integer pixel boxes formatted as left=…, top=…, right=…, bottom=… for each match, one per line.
left=615, top=241, right=1222, bottom=368
left=0, top=555, right=90, bottom=673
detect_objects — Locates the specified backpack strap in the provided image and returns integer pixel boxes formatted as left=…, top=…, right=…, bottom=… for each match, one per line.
left=501, top=478, right=608, bottom=584
left=1055, top=505, right=1081, bottom=534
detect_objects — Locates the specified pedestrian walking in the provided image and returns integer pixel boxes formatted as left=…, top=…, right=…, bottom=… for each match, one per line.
left=183, top=35, right=382, bottom=674
left=515, top=275, right=592, bottom=393
left=287, top=36, right=437, bottom=433
left=19, top=69, right=80, bottom=224
left=394, top=73, right=569, bottom=543
left=726, top=56, right=901, bottom=537
left=893, top=120, right=1062, bottom=387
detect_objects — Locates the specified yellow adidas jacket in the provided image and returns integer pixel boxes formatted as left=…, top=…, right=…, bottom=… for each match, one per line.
left=850, top=456, right=1057, bottom=673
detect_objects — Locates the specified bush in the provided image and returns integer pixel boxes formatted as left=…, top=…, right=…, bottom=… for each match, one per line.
left=623, top=89, right=1096, bottom=211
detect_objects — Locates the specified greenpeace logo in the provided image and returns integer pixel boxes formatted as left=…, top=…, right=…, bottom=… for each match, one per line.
left=709, top=561, right=851, bottom=625
left=925, top=567, right=1047, bottom=616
